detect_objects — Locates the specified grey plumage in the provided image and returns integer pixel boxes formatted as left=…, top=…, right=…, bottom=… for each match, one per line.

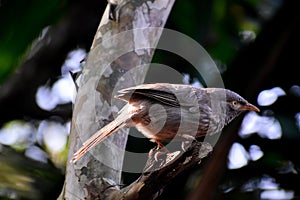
left=72, top=83, right=259, bottom=162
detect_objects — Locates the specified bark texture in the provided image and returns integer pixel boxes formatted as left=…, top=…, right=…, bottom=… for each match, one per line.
left=63, top=0, right=175, bottom=199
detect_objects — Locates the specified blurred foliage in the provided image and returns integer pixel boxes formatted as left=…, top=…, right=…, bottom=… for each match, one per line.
left=0, top=146, right=64, bottom=200
left=0, top=0, right=299, bottom=199
left=168, top=0, right=264, bottom=64
left=0, top=1, right=71, bottom=199
left=152, top=0, right=272, bottom=82
left=0, top=0, right=67, bottom=83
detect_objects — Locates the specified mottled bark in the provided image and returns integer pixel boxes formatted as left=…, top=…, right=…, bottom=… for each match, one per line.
left=62, top=0, right=175, bottom=199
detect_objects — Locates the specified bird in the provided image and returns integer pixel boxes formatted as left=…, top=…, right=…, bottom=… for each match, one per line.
left=71, top=83, right=259, bottom=163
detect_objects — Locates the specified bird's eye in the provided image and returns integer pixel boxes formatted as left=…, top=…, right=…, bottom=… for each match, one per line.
left=231, top=101, right=239, bottom=107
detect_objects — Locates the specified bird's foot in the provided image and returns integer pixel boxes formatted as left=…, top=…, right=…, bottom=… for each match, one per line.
left=181, top=140, right=194, bottom=152
left=149, top=146, right=169, bottom=162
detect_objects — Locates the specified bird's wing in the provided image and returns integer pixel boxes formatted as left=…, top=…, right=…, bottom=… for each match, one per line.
left=116, top=83, right=180, bottom=107
left=115, top=83, right=200, bottom=107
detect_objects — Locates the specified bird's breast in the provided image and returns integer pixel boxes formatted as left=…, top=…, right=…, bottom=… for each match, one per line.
left=129, top=98, right=227, bottom=142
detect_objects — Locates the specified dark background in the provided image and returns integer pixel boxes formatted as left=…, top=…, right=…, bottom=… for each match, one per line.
left=0, top=0, right=299, bottom=199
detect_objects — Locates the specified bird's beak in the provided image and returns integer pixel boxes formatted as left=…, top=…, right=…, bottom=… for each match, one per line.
left=241, top=103, right=260, bottom=112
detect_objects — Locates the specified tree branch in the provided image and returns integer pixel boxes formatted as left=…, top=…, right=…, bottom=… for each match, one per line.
left=121, top=141, right=212, bottom=200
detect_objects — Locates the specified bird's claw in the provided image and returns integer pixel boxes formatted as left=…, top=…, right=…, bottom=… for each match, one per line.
left=181, top=140, right=193, bottom=151
left=149, top=146, right=169, bottom=162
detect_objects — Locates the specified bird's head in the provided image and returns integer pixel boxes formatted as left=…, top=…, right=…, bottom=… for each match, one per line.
left=224, top=89, right=260, bottom=124
left=207, top=88, right=260, bottom=125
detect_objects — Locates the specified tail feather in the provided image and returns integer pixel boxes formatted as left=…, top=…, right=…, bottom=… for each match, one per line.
left=71, top=118, right=126, bottom=163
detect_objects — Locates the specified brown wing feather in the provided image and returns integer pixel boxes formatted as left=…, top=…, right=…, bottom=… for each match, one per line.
left=116, top=83, right=205, bottom=108
left=115, top=83, right=180, bottom=107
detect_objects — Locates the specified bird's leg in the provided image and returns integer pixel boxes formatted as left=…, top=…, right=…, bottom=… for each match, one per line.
left=149, top=139, right=169, bottom=161
left=155, top=140, right=165, bottom=149
left=108, top=0, right=118, bottom=21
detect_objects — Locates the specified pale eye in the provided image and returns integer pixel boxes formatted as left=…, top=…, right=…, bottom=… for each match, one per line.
left=231, top=101, right=240, bottom=108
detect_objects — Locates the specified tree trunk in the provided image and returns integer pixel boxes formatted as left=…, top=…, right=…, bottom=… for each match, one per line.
left=61, top=0, right=175, bottom=199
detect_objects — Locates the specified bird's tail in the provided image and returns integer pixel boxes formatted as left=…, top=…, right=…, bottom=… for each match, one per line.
left=71, top=113, right=129, bottom=163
